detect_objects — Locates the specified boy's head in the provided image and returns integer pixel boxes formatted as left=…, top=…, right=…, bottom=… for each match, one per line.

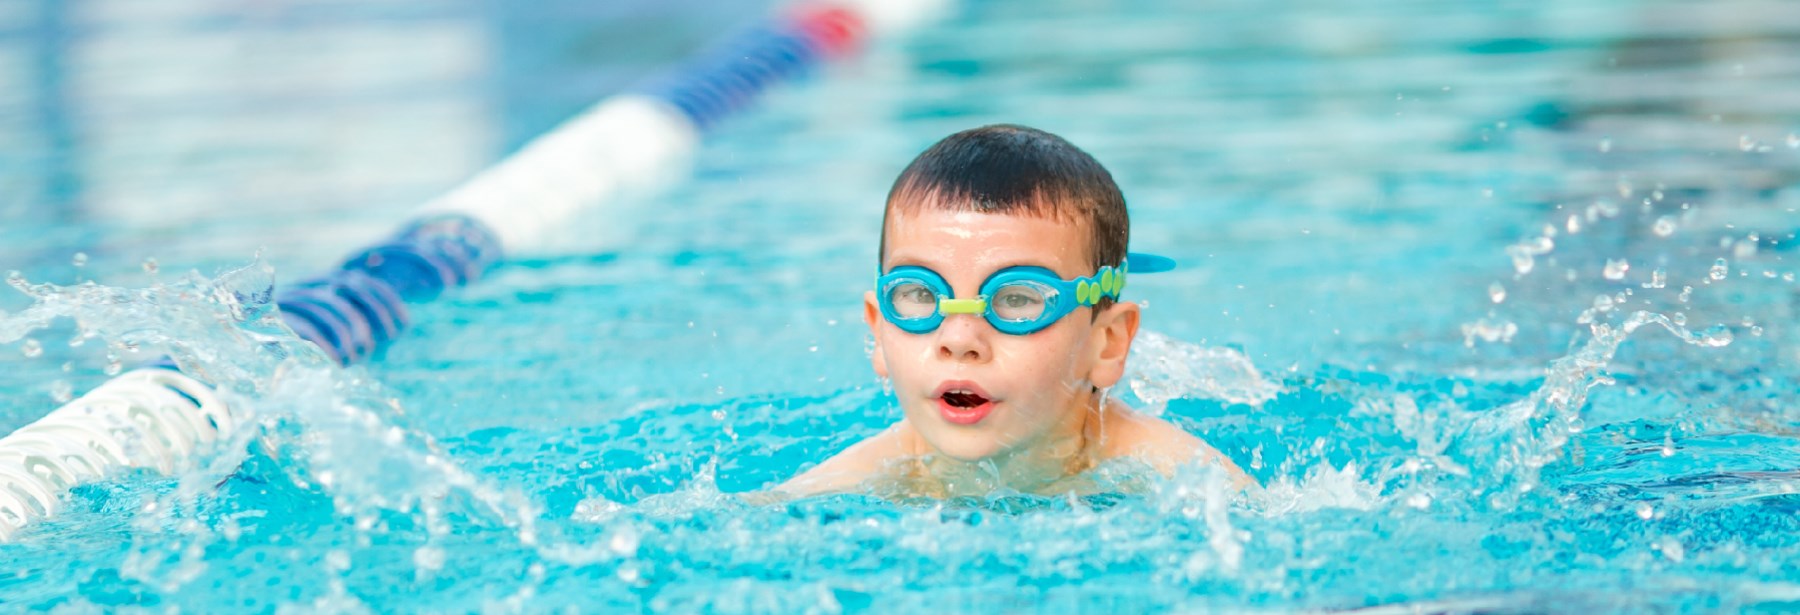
left=880, top=124, right=1129, bottom=294
left=865, top=124, right=1142, bottom=463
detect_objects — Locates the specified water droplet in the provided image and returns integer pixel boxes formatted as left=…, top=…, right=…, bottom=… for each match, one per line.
left=71, top=252, right=87, bottom=267
left=20, top=339, right=42, bottom=358
left=608, top=528, right=640, bottom=555
left=1652, top=216, right=1676, bottom=237
left=1488, top=282, right=1506, bottom=304
left=1505, top=236, right=1555, bottom=274
left=1635, top=502, right=1655, bottom=520
left=1671, top=312, right=1687, bottom=326
left=1739, top=135, right=1757, bottom=151
left=1509, top=253, right=1533, bottom=275
left=326, top=549, right=351, bottom=572
left=1735, top=234, right=1759, bottom=259
left=1678, top=286, right=1693, bottom=303
left=1598, top=138, right=1612, bottom=153
left=103, top=356, right=123, bottom=376
left=1696, top=325, right=1733, bottom=347
left=142, top=257, right=159, bottom=274
left=1603, top=259, right=1629, bottom=280
left=1709, top=259, right=1729, bottom=280
left=1592, top=294, right=1615, bottom=312
left=1662, top=432, right=1676, bottom=457
left=1643, top=268, right=1667, bottom=289
left=1566, top=215, right=1582, bottom=233
left=49, top=380, right=73, bottom=403
left=1659, top=536, right=1685, bottom=562
left=413, top=546, right=446, bottom=572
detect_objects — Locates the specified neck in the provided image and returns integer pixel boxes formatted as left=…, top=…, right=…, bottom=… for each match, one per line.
left=922, top=386, right=1103, bottom=496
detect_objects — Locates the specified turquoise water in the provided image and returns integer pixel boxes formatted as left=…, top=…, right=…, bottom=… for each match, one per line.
left=5, top=0, right=1800, bottom=611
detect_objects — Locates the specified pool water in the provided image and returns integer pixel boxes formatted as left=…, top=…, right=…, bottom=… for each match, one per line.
left=5, top=0, right=1800, bottom=611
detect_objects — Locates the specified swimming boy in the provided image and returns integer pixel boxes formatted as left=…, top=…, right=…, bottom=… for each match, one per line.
left=778, top=124, right=1249, bottom=498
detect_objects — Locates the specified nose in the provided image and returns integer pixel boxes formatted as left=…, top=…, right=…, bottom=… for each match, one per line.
left=935, top=313, right=991, bottom=363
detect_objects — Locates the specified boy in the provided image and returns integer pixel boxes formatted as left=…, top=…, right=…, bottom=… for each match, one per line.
left=778, top=124, right=1248, bottom=498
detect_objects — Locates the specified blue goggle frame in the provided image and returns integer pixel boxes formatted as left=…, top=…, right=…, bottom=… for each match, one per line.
left=874, top=252, right=1174, bottom=336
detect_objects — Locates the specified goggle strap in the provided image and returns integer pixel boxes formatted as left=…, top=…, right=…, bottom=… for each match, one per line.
left=1074, top=264, right=1128, bottom=306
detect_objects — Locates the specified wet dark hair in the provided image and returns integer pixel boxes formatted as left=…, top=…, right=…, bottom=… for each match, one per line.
left=879, top=124, right=1128, bottom=310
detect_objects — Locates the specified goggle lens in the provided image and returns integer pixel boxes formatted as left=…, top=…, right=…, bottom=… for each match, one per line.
left=989, top=282, right=1052, bottom=323
left=885, top=281, right=939, bottom=319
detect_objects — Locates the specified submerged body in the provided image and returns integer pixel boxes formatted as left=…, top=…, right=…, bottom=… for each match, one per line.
left=781, top=390, right=1248, bottom=498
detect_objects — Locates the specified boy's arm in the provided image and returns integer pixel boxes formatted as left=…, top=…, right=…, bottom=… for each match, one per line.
left=1107, top=408, right=1258, bottom=490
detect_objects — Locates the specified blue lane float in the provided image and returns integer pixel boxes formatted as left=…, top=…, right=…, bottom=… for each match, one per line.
left=281, top=215, right=499, bottom=365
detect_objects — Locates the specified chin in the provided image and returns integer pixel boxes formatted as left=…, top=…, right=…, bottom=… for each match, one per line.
left=918, top=428, right=1007, bottom=462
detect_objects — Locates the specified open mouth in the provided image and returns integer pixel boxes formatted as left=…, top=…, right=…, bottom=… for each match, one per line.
left=933, top=381, right=996, bottom=425
left=941, top=389, right=990, bottom=409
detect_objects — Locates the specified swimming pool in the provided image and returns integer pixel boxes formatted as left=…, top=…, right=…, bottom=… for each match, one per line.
left=4, top=0, right=1800, bottom=611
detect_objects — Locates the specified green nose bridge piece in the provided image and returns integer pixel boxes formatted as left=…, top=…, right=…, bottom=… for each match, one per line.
left=939, top=298, right=988, bottom=315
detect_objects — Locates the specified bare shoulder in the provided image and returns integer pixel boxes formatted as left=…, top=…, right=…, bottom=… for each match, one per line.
left=1098, top=404, right=1255, bottom=488
left=773, top=423, right=916, bottom=497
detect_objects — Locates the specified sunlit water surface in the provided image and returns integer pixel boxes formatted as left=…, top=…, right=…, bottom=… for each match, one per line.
left=3, top=0, right=1800, bottom=612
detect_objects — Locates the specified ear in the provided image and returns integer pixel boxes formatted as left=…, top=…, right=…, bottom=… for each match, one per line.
left=863, top=290, right=889, bottom=378
left=1085, top=301, right=1140, bottom=389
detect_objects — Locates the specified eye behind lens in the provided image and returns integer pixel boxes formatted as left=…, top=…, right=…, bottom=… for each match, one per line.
left=886, top=281, right=938, bottom=319
left=990, top=283, right=1050, bottom=321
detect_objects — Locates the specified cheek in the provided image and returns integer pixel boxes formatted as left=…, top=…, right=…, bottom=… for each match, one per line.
left=875, top=330, right=928, bottom=377
left=997, top=331, right=1089, bottom=382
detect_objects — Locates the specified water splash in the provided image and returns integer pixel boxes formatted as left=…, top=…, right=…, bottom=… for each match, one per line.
left=1455, top=310, right=1732, bottom=504
left=1651, top=216, right=1677, bottom=237
left=1147, top=461, right=1244, bottom=576
left=1709, top=258, right=1730, bottom=281
left=1505, top=236, right=1555, bottom=275
left=0, top=262, right=541, bottom=592
left=1126, top=331, right=1281, bottom=409
left=1272, top=471, right=1383, bottom=519
left=1461, top=316, right=1518, bottom=347
left=1603, top=258, right=1630, bottom=280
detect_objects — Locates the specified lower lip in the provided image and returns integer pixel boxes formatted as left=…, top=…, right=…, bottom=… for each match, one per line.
left=936, top=398, right=995, bottom=425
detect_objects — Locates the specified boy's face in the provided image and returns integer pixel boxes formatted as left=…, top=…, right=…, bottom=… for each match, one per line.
left=865, top=204, right=1139, bottom=462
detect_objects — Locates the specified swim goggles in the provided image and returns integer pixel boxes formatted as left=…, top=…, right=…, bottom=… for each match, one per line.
left=875, top=253, right=1176, bottom=335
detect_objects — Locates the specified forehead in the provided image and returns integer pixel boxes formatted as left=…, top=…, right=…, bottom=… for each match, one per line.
left=882, top=207, right=1090, bottom=277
